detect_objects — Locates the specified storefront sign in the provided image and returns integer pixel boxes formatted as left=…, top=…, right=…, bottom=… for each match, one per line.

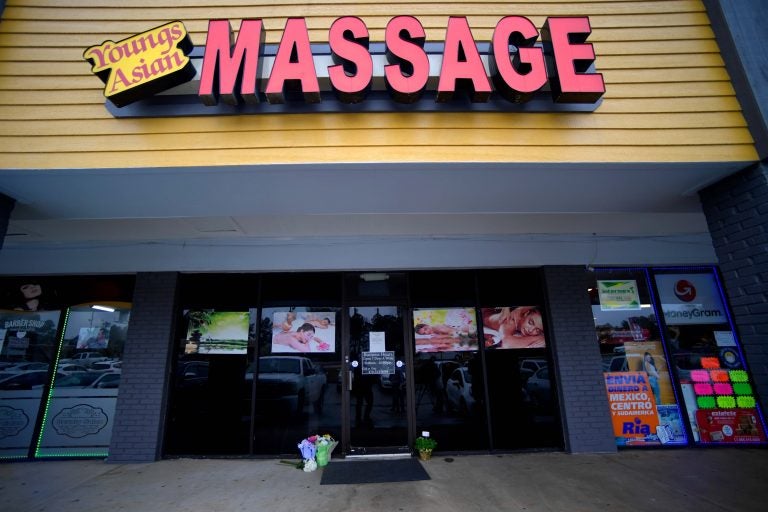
left=84, top=16, right=605, bottom=115
left=83, top=21, right=196, bottom=107
left=655, top=273, right=728, bottom=325
left=597, top=280, right=641, bottom=311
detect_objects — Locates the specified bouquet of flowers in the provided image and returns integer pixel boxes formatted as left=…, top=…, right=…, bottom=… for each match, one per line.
left=297, top=434, right=338, bottom=471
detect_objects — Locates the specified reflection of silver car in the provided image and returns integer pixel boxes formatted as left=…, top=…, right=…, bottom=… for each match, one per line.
left=54, top=371, right=102, bottom=387
left=89, top=372, right=121, bottom=389
left=445, top=367, right=474, bottom=414
left=57, top=364, right=89, bottom=375
left=250, top=357, right=327, bottom=415
left=89, top=360, right=122, bottom=373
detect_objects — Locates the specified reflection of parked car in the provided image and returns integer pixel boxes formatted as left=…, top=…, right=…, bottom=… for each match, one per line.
left=177, top=361, right=209, bottom=389
left=602, top=356, right=628, bottom=373
left=520, top=359, right=547, bottom=382
left=3, top=362, right=50, bottom=373
left=54, top=371, right=102, bottom=387
left=60, top=352, right=108, bottom=367
left=89, top=372, right=121, bottom=389
left=0, top=370, right=56, bottom=390
left=57, top=364, right=89, bottom=375
left=525, top=367, right=552, bottom=408
left=249, top=356, right=327, bottom=415
left=445, top=367, right=474, bottom=414
left=671, top=352, right=705, bottom=383
left=89, top=360, right=122, bottom=373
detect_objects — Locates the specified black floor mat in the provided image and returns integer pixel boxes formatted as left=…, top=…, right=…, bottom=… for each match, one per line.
left=319, top=458, right=431, bottom=485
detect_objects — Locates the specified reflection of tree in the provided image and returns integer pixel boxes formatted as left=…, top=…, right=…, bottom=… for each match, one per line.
left=188, top=310, right=214, bottom=329
left=258, top=316, right=273, bottom=356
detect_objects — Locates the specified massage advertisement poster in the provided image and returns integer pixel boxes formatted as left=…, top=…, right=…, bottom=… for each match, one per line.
left=413, top=308, right=478, bottom=353
left=271, top=311, right=335, bottom=353
left=185, top=310, right=249, bottom=354
left=481, top=306, right=546, bottom=349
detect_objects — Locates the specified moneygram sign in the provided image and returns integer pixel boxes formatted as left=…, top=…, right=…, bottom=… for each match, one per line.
left=84, top=16, right=605, bottom=117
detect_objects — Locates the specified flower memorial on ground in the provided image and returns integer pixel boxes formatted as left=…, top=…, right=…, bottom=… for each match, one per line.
left=297, top=434, right=337, bottom=471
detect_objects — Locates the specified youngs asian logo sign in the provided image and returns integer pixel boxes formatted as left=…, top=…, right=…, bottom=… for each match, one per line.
left=84, top=21, right=195, bottom=108
left=84, top=16, right=605, bottom=117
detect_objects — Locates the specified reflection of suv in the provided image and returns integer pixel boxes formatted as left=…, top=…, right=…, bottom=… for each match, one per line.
left=250, top=357, right=327, bottom=415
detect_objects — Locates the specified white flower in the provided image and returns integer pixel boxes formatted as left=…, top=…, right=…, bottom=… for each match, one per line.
left=303, top=459, right=318, bottom=472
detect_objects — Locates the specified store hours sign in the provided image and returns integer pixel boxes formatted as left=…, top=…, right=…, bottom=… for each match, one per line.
left=83, top=15, right=606, bottom=116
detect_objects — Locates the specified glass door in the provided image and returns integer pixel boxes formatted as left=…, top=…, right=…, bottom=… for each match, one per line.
left=345, top=306, right=410, bottom=455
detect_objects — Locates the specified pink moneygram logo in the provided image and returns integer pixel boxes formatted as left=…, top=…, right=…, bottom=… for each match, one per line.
left=674, top=280, right=697, bottom=302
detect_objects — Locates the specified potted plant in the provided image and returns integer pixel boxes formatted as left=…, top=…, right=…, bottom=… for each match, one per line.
left=415, top=436, right=437, bottom=460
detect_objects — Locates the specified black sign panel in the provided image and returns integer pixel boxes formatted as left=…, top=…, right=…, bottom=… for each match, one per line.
left=361, top=351, right=396, bottom=375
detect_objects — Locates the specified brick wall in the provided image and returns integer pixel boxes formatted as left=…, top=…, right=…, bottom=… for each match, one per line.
left=543, top=266, right=617, bottom=453
left=108, top=272, right=179, bottom=463
left=700, top=163, right=768, bottom=412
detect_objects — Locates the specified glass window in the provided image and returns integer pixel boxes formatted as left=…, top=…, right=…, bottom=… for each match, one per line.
left=252, top=307, right=341, bottom=455
left=35, top=304, right=131, bottom=457
left=590, top=269, right=688, bottom=446
left=0, top=307, right=61, bottom=459
left=485, top=340, right=555, bottom=450
left=652, top=268, right=767, bottom=445
left=412, top=307, right=489, bottom=451
left=165, top=308, right=252, bottom=456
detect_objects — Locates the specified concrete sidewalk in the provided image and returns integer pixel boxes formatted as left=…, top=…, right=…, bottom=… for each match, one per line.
left=2, top=449, right=767, bottom=512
